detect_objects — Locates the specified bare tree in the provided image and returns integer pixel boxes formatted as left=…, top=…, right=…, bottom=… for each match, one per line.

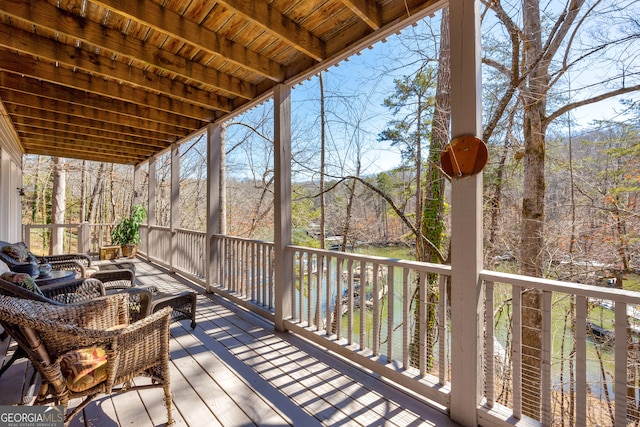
left=51, top=157, right=66, bottom=254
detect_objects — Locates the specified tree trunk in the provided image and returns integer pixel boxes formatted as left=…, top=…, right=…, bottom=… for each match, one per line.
left=489, top=107, right=516, bottom=246
left=88, top=163, right=107, bottom=225
left=80, top=160, right=87, bottom=222
left=51, top=157, right=66, bottom=255
left=411, top=7, right=450, bottom=368
left=520, top=0, right=548, bottom=419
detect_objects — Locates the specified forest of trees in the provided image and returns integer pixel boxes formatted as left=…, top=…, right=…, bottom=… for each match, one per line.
left=20, top=114, right=640, bottom=275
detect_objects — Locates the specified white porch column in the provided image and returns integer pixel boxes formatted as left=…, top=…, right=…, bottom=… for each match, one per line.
left=147, top=156, right=157, bottom=259
left=273, top=84, right=292, bottom=332
left=170, top=144, right=180, bottom=271
left=0, top=148, right=11, bottom=240
left=207, top=124, right=222, bottom=293
left=449, top=1, right=483, bottom=426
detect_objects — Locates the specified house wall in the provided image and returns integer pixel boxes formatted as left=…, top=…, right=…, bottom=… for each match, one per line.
left=0, top=101, right=23, bottom=243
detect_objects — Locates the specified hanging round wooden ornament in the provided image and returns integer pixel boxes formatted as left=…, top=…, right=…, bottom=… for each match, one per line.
left=440, top=135, right=488, bottom=178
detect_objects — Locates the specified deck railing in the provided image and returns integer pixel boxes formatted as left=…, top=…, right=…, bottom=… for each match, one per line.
left=480, top=270, right=640, bottom=427
left=24, top=223, right=640, bottom=426
left=211, top=235, right=275, bottom=313
left=284, top=245, right=452, bottom=408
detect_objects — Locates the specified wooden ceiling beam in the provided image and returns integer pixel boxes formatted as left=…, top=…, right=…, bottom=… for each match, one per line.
left=0, top=0, right=260, bottom=98
left=0, top=23, right=253, bottom=102
left=6, top=105, right=182, bottom=141
left=13, top=120, right=169, bottom=151
left=0, top=51, right=226, bottom=120
left=20, top=138, right=148, bottom=164
left=339, top=0, right=382, bottom=29
left=0, top=73, right=207, bottom=129
left=214, top=0, right=325, bottom=61
left=17, top=133, right=160, bottom=159
left=89, top=0, right=284, bottom=81
left=1, top=98, right=191, bottom=138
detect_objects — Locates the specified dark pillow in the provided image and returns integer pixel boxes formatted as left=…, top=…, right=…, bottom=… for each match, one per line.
left=1, top=244, right=28, bottom=262
left=0, top=272, right=44, bottom=296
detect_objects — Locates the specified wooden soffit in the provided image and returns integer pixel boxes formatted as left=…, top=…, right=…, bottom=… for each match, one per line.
left=0, top=0, right=444, bottom=164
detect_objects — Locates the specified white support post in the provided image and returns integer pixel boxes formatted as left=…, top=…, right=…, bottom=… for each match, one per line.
left=78, top=222, right=91, bottom=253
left=274, top=84, right=292, bottom=332
left=449, top=1, right=483, bottom=426
left=207, top=124, right=222, bottom=293
left=0, top=148, right=10, bottom=240
left=147, top=156, right=157, bottom=259
left=170, top=144, right=180, bottom=271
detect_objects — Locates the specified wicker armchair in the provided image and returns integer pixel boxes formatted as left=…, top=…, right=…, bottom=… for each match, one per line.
left=0, top=294, right=174, bottom=426
left=0, top=277, right=153, bottom=377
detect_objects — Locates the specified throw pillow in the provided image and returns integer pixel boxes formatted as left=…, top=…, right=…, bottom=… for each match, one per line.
left=59, top=346, right=108, bottom=392
left=0, top=272, right=44, bottom=296
left=1, top=244, right=28, bottom=262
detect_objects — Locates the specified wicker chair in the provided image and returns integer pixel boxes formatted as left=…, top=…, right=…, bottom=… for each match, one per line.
left=0, top=293, right=174, bottom=426
left=0, top=277, right=153, bottom=376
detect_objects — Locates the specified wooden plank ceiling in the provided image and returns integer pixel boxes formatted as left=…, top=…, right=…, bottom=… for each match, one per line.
left=0, top=0, right=443, bottom=165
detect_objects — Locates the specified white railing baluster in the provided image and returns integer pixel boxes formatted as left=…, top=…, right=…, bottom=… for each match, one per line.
left=325, top=255, right=332, bottom=335
left=402, top=267, right=410, bottom=370
left=347, top=258, right=354, bottom=345
left=512, top=285, right=522, bottom=420
left=315, top=254, right=323, bottom=331
left=372, top=263, right=380, bottom=356
left=485, top=280, right=495, bottom=407
left=307, top=251, right=312, bottom=326
left=576, top=295, right=587, bottom=426
left=419, top=271, right=427, bottom=377
left=336, top=258, right=343, bottom=340
left=541, top=290, right=552, bottom=426
left=438, top=274, right=447, bottom=385
left=360, top=260, right=366, bottom=350
left=387, top=266, right=395, bottom=362
left=615, top=300, right=628, bottom=427
left=250, top=242, right=255, bottom=302
left=296, top=251, right=303, bottom=321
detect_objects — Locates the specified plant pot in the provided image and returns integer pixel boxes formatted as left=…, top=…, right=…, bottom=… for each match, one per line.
left=121, top=244, right=137, bottom=258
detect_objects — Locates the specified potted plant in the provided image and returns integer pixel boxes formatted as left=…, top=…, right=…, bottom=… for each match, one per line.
left=111, top=204, right=147, bottom=258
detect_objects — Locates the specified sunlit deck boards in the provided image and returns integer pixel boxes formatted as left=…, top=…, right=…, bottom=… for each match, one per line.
left=0, top=259, right=457, bottom=426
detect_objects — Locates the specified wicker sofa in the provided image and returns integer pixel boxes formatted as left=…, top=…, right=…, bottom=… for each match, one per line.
left=0, top=240, right=93, bottom=275
left=0, top=240, right=137, bottom=280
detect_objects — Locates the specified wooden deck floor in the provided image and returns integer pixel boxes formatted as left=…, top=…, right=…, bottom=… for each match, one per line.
left=1, top=259, right=458, bottom=427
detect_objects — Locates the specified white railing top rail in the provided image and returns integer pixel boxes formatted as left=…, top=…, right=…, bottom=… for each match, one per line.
left=213, top=234, right=276, bottom=246
left=287, top=244, right=452, bottom=275
left=481, top=269, right=640, bottom=303
left=175, top=228, right=205, bottom=236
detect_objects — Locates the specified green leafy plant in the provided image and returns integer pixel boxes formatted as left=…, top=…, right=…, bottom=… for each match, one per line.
left=111, top=204, right=147, bottom=246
